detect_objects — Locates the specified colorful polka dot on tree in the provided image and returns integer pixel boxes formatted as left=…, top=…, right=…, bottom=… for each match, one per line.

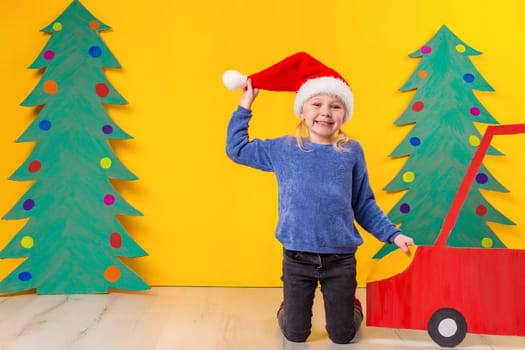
left=412, top=101, right=424, bottom=112
left=402, top=171, right=415, bottom=183
left=18, top=272, right=32, bottom=281
left=39, top=120, right=52, bottom=131
left=43, top=50, right=55, bottom=60
left=28, top=160, right=42, bottom=173
left=104, top=194, right=115, bottom=206
left=96, top=83, right=109, bottom=97
left=102, top=124, right=113, bottom=134
left=110, top=232, right=122, bottom=248
left=421, top=45, right=432, bottom=54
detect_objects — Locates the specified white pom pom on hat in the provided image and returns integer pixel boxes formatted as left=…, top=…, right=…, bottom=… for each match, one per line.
left=222, top=70, right=248, bottom=91
left=221, top=51, right=354, bottom=123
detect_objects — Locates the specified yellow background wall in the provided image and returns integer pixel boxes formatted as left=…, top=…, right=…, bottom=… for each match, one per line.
left=1, top=0, right=525, bottom=287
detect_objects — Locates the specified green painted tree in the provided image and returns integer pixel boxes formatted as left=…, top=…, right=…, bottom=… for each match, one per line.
left=375, top=25, right=513, bottom=258
left=0, top=0, right=149, bottom=294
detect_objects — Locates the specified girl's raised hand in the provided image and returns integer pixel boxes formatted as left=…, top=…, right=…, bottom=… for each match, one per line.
left=239, top=79, right=259, bottom=110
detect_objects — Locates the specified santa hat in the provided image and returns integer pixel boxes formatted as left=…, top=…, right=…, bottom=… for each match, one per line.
left=222, top=51, right=354, bottom=123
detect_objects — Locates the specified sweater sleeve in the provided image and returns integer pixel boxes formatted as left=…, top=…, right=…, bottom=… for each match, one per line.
left=225, top=106, right=274, bottom=172
left=351, top=142, right=401, bottom=243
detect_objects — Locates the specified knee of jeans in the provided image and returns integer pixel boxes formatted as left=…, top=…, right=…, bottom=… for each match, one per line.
left=279, top=314, right=310, bottom=342
left=283, top=330, right=310, bottom=343
left=327, top=328, right=356, bottom=344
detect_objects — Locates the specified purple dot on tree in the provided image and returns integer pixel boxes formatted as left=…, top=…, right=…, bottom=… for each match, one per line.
left=476, top=173, right=488, bottom=184
left=39, top=120, right=52, bottom=131
left=18, top=271, right=32, bottom=281
left=102, top=124, right=113, bottom=135
left=23, top=199, right=35, bottom=211
left=470, top=107, right=481, bottom=116
left=463, top=73, right=475, bottom=83
left=104, top=194, right=115, bottom=206
left=43, top=50, right=55, bottom=60
left=409, top=137, right=421, bottom=146
left=400, top=203, right=411, bottom=214
left=89, top=46, right=102, bottom=58
left=421, top=45, right=432, bottom=55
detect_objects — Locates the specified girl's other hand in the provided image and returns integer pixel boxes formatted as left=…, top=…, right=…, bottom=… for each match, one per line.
left=240, top=79, right=259, bottom=110
left=394, top=234, right=415, bottom=257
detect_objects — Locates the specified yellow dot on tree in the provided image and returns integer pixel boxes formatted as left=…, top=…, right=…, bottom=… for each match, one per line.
left=481, top=237, right=493, bottom=248
left=402, top=171, right=415, bottom=183
left=52, top=22, right=63, bottom=31
left=100, top=157, right=112, bottom=169
left=455, top=44, right=466, bottom=53
left=21, top=236, right=34, bottom=249
left=469, top=135, right=480, bottom=146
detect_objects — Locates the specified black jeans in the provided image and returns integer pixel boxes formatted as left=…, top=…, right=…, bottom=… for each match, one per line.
left=278, top=248, right=359, bottom=344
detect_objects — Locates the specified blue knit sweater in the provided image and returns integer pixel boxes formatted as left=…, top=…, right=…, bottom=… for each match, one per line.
left=226, top=106, right=400, bottom=254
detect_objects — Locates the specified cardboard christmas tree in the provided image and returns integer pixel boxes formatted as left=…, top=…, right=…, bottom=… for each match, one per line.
left=0, top=0, right=149, bottom=294
left=375, top=25, right=513, bottom=258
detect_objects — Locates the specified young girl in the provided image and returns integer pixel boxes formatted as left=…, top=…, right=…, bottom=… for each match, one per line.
left=223, top=52, right=414, bottom=344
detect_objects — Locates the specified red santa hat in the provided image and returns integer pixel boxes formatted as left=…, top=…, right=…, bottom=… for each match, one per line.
left=222, top=51, right=354, bottom=123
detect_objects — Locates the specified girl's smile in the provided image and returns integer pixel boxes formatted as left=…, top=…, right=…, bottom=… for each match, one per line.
left=300, top=94, right=345, bottom=144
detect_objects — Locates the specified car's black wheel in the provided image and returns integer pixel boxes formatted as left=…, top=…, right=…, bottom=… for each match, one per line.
left=427, top=308, right=467, bottom=347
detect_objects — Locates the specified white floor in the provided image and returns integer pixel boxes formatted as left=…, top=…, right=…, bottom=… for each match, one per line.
left=0, top=287, right=524, bottom=350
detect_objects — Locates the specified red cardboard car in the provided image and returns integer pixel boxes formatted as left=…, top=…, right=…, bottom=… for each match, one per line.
left=367, top=124, right=525, bottom=347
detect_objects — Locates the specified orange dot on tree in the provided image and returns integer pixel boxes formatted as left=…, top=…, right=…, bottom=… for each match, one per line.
left=417, top=70, right=427, bottom=78
left=90, top=20, right=100, bottom=30
left=104, top=266, right=121, bottom=282
left=43, top=80, right=58, bottom=94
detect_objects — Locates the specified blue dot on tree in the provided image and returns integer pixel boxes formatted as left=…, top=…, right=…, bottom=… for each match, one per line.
left=39, top=120, right=52, bottom=131
left=18, top=271, right=32, bottom=281
left=89, top=46, right=102, bottom=58
left=409, top=137, right=421, bottom=146
left=463, top=73, right=475, bottom=83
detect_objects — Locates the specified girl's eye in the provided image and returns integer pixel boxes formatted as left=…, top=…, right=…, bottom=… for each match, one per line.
left=331, top=105, right=342, bottom=109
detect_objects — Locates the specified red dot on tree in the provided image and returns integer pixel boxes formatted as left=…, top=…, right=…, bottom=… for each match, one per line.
left=476, top=205, right=487, bottom=216
left=412, top=101, right=424, bottom=112
left=110, top=232, right=122, bottom=248
left=96, top=83, right=109, bottom=98
left=28, top=160, right=42, bottom=173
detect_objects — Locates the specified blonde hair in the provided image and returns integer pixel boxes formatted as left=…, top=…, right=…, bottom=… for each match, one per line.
left=294, top=119, right=352, bottom=152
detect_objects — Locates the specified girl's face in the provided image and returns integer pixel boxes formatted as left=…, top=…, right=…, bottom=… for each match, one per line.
left=300, top=94, right=345, bottom=144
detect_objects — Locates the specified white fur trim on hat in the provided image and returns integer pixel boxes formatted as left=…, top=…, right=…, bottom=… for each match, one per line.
left=294, top=76, right=354, bottom=123
left=222, top=70, right=248, bottom=91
